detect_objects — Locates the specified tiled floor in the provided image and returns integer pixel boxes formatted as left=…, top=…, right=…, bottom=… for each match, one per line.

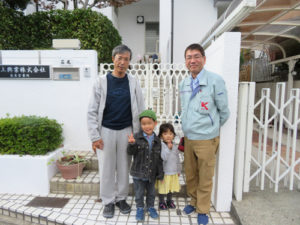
left=0, top=193, right=235, bottom=225
left=0, top=151, right=236, bottom=225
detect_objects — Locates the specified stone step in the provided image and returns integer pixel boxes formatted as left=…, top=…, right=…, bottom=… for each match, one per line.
left=50, top=170, right=187, bottom=197
left=51, top=150, right=187, bottom=197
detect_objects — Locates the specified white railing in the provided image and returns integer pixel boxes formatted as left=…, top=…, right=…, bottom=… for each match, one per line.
left=235, top=82, right=300, bottom=200
left=99, top=63, right=189, bottom=140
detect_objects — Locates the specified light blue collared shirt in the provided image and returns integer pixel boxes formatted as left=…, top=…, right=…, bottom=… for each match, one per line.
left=191, top=69, right=205, bottom=91
left=143, top=132, right=154, bottom=151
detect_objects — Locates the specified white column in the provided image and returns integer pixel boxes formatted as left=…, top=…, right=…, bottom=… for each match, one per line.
left=233, top=82, right=255, bottom=201
left=205, top=32, right=241, bottom=211
left=159, top=0, right=172, bottom=63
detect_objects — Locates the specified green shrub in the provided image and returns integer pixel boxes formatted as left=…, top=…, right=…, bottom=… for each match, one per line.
left=0, top=115, right=63, bottom=155
left=48, top=9, right=122, bottom=63
left=0, top=5, right=30, bottom=50
left=26, top=11, right=52, bottom=49
left=0, top=5, right=122, bottom=63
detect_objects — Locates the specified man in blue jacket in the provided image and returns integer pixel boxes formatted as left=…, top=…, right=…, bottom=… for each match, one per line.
left=179, top=43, right=230, bottom=225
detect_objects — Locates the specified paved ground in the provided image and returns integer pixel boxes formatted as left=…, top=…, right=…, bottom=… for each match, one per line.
left=0, top=193, right=236, bottom=225
left=232, top=124, right=300, bottom=225
left=0, top=214, right=37, bottom=225
left=232, top=184, right=300, bottom=225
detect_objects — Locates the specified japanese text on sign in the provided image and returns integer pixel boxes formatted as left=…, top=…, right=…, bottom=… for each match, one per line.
left=0, top=65, right=50, bottom=79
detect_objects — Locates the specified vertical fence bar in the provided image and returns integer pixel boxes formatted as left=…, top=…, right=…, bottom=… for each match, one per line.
left=257, top=90, right=266, bottom=186
left=290, top=89, right=300, bottom=190
left=284, top=94, right=294, bottom=186
left=162, top=70, right=167, bottom=120
left=244, top=82, right=255, bottom=192
left=174, top=72, right=180, bottom=118
left=270, top=83, right=280, bottom=188
left=261, top=89, right=270, bottom=190
left=143, top=64, right=149, bottom=110
left=275, top=83, right=286, bottom=192
left=148, top=64, right=153, bottom=110
left=168, top=73, right=173, bottom=122
left=234, top=83, right=248, bottom=200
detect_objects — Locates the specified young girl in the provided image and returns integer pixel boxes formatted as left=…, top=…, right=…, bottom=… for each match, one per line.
left=156, top=123, right=181, bottom=210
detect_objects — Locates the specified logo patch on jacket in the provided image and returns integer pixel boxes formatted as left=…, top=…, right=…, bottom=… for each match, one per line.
left=201, top=102, right=208, bottom=110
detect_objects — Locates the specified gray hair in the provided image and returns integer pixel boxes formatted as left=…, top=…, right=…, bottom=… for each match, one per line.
left=112, top=44, right=132, bottom=60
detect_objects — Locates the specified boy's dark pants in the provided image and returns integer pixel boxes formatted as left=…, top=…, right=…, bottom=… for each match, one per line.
left=133, top=178, right=156, bottom=209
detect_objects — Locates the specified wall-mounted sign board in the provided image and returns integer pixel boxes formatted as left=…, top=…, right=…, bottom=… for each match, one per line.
left=0, top=65, right=50, bottom=79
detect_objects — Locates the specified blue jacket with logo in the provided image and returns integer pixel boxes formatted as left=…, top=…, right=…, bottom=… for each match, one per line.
left=179, top=69, right=230, bottom=140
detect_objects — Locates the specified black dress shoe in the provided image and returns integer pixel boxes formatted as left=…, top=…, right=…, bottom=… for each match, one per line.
left=116, top=200, right=131, bottom=214
left=103, top=203, right=115, bottom=218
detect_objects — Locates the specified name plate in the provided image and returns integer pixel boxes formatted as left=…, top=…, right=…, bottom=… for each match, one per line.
left=0, top=65, right=50, bottom=79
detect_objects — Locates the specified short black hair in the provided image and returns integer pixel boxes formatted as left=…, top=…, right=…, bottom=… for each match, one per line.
left=158, top=123, right=176, bottom=138
left=184, top=43, right=205, bottom=58
left=112, top=44, right=132, bottom=60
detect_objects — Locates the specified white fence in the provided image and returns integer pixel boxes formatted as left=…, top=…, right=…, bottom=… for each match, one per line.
left=100, top=63, right=189, bottom=140
left=234, top=82, right=300, bottom=201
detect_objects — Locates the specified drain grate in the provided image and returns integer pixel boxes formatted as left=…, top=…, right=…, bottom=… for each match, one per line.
left=26, top=197, right=70, bottom=208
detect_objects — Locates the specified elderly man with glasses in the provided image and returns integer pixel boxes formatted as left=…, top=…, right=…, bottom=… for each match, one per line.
left=87, top=44, right=145, bottom=219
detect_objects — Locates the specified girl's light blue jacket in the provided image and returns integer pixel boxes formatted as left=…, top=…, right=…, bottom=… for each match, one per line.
left=179, top=69, right=230, bottom=140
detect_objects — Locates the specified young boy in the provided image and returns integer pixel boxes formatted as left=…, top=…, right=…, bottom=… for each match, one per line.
left=127, top=109, right=164, bottom=221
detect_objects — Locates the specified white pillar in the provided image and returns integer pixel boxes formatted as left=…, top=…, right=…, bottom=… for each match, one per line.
left=205, top=32, right=241, bottom=211
left=159, top=0, right=172, bottom=63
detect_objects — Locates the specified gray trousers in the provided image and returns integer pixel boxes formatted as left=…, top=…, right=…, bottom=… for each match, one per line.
left=96, top=126, right=132, bottom=205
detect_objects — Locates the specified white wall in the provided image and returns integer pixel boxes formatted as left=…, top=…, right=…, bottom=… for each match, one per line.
left=0, top=50, right=98, bottom=151
left=159, top=0, right=172, bottom=63
left=24, top=1, right=36, bottom=15
left=173, top=0, right=217, bottom=63
left=0, top=148, right=63, bottom=195
left=117, top=0, right=159, bottom=62
left=205, top=32, right=241, bottom=211
left=99, top=7, right=119, bottom=29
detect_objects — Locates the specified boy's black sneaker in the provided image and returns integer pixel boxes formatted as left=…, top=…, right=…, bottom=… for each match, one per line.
left=103, top=203, right=115, bottom=218
left=116, top=200, right=131, bottom=214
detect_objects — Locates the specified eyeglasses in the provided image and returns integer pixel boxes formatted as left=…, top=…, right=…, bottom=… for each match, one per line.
left=185, top=54, right=203, bottom=60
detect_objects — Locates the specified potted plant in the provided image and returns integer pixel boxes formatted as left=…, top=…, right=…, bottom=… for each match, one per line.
left=56, top=153, right=88, bottom=179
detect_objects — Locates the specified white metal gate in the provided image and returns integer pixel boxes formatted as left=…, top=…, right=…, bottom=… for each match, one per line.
left=99, top=63, right=189, bottom=139
left=235, top=82, right=300, bottom=200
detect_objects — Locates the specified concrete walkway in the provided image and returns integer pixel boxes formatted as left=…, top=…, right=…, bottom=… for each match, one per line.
left=232, top=124, right=300, bottom=225
left=232, top=183, right=300, bottom=225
